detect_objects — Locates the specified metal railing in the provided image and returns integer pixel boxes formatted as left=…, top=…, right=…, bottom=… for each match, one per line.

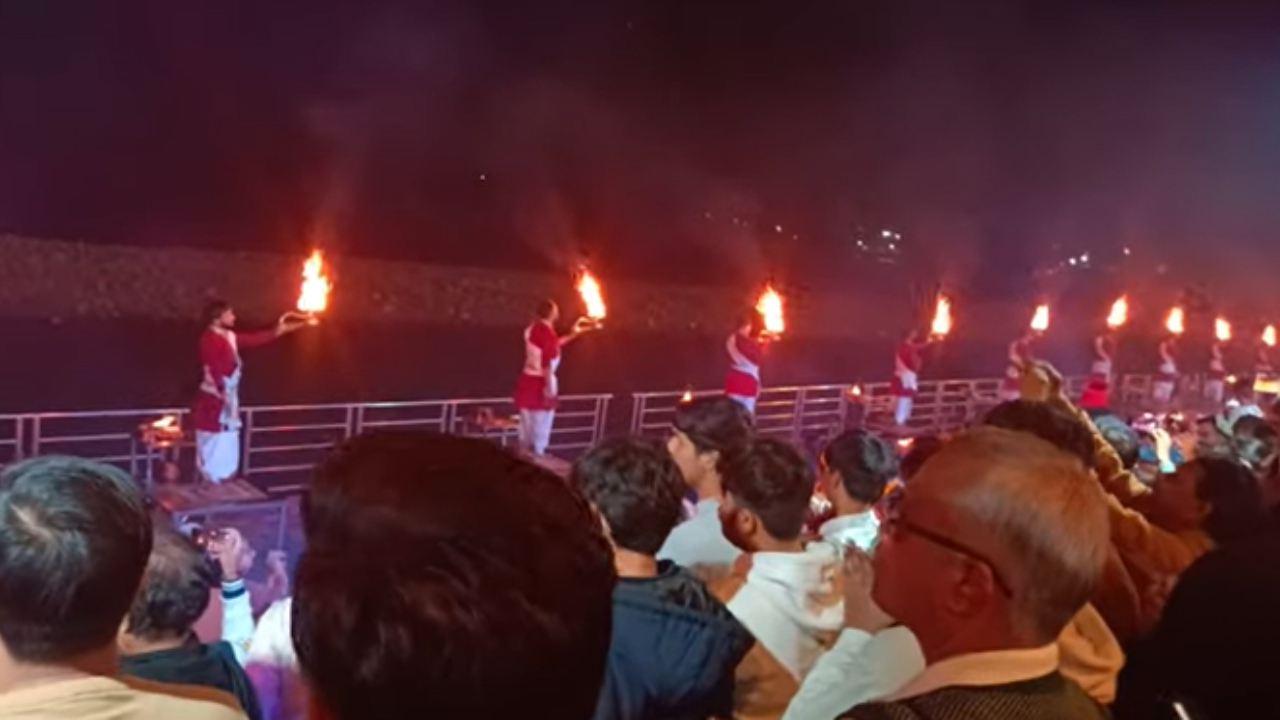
left=0, top=394, right=613, bottom=494
left=0, top=372, right=1197, bottom=496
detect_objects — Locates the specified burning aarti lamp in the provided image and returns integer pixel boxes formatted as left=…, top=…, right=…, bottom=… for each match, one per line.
left=576, top=268, right=607, bottom=331
left=140, top=415, right=183, bottom=449
left=757, top=285, right=785, bottom=338
left=280, top=250, right=331, bottom=327
left=930, top=296, right=953, bottom=340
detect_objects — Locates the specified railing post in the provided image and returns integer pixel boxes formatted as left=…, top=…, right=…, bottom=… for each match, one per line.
left=241, top=409, right=254, bottom=477
left=630, top=394, right=645, bottom=436
left=790, top=388, right=805, bottom=445
left=30, top=416, right=41, bottom=458
left=14, top=416, right=26, bottom=461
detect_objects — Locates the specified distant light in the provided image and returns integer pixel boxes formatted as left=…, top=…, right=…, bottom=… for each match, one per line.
left=1123, top=247, right=1131, bottom=256
left=775, top=225, right=783, bottom=233
left=882, top=229, right=892, bottom=238
left=1081, top=253, right=1090, bottom=263
left=1069, top=258, right=1077, bottom=266
left=478, top=173, right=487, bottom=181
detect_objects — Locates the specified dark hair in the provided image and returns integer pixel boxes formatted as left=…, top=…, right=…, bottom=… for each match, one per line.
left=0, top=456, right=153, bottom=662
left=900, top=435, right=944, bottom=481
left=203, top=299, right=231, bottom=325
left=1191, top=456, right=1268, bottom=545
left=821, top=430, right=898, bottom=504
left=1092, top=414, right=1140, bottom=471
left=745, top=309, right=766, bottom=337
left=535, top=298, right=557, bottom=320
left=672, top=396, right=755, bottom=474
left=293, top=431, right=615, bottom=720
left=572, top=437, right=685, bottom=556
left=126, top=528, right=217, bottom=641
left=1230, top=416, right=1279, bottom=481
left=983, top=400, right=1095, bottom=471
left=722, top=438, right=815, bottom=541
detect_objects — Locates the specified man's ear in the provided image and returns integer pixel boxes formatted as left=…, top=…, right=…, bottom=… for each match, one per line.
left=700, top=449, right=721, bottom=475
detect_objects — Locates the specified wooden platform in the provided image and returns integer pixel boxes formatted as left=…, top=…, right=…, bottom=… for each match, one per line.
left=151, top=479, right=269, bottom=513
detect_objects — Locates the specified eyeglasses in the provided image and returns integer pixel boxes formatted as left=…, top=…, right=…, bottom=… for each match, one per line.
left=881, top=499, right=1014, bottom=598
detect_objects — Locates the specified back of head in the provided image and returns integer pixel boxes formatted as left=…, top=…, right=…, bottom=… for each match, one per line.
left=202, top=299, right=230, bottom=326
left=1230, top=415, right=1279, bottom=481
left=0, top=456, right=152, bottom=663
left=126, top=528, right=217, bottom=642
left=572, top=436, right=686, bottom=556
left=673, top=396, right=755, bottom=470
left=535, top=298, right=557, bottom=320
left=1191, top=455, right=1268, bottom=546
left=917, top=428, right=1109, bottom=644
left=822, top=430, right=898, bottom=504
left=721, top=438, right=814, bottom=541
left=293, top=431, right=615, bottom=720
left=1091, top=414, right=1139, bottom=471
left=900, top=435, right=944, bottom=482
left=983, top=399, right=1095, bottom=471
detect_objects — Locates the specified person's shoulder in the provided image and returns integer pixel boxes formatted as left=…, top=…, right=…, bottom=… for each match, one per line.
left=837, top=700, right=924, bottom=720
left=118, top=675, right=247, bottom=719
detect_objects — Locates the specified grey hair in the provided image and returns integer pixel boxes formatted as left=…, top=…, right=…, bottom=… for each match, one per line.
left=941, top=427, right=1110, bottom=644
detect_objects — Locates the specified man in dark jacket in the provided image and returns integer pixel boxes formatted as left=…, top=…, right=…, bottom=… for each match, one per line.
left=573, top=437, right=754, bottom=720
left=119, top=526, right=262, bottom=720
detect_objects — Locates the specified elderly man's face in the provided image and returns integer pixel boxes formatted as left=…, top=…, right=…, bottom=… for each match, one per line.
left=872, top=461, right=1010, bottom=646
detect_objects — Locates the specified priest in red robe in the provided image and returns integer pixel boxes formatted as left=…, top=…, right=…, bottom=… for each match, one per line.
left=891, top=330, right=933, bottom=426
left=513, top=299, right=596, bottom=456
left=193, top=300, right=309, bottom=483
left=724, top=310, right=768, bottom=414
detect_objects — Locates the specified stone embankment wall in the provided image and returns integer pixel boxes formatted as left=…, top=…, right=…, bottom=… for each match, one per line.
left=0, top=234, right=935, bottom=338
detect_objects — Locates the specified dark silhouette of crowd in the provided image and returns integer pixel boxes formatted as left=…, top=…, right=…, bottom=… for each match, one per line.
left=1, top=363, right=1276, bottom=720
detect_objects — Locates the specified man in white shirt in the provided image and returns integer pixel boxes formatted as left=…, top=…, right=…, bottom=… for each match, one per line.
left=658, top=396, right=755, bottom=581
left=815, top=430, right=898, bottom=551
left=838, top=429, right=1111, bottom=720
left=0, top=456, right=244, bottom=720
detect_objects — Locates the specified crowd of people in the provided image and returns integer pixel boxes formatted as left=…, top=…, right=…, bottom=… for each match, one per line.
left=2, top=361, right=1278, bottom=720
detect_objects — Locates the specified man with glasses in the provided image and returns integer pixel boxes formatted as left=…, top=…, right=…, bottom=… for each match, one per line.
left=839, top=427, right=1111, bottom=720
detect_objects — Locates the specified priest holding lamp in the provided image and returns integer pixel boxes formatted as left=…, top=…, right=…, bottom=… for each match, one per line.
left=192, top=252, right=328, bottom=484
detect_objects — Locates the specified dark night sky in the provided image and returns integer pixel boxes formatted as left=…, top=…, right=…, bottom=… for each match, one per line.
left=3, top=0, right=1280, bottom=297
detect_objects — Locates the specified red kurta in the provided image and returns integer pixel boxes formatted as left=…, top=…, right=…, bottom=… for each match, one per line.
left=1081, top=335, right=1116, bottom=409
left=191, top=328, right=276, bottom=432
left=724, top=331, right=765, bottom=399
left=514, top=320, right=561, bottom=411
left=890, top=341, right=925, bottom=397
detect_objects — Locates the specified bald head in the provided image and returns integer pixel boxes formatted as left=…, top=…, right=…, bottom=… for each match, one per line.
left=893, top=427, right=1109, bottom=647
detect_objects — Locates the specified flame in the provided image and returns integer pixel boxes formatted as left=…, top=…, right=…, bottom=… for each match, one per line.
left=296, top=250, right=332, bottom=313
left=681, top=389, right=693, bottom=403
left=1030, top=304, right=1050, bottom=332
left=1166, top=307, right=1185, bottom=335
left=930, top=296, right=953, bottom=337
left=1107, top=296, right=1128, bottom=329
left=1215, top=317, right=1232, bottom=343
left=152, top=415, right=178, bottom=429
left=757, top=285, right=785, bottom=335
left=1265, top=325, right=1277, bottom=347
left=577, top=269, right=607, bottom=320
left=849, top=384, right=863, bottom=398
left=896, top=437, right=914, bottom=449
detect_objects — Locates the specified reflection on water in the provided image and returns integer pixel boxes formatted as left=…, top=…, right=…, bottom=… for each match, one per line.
left=0, top=319, right=1010, bottom=412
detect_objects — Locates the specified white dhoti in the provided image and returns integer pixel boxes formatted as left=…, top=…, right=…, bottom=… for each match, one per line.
left=196, top=429, right=241, bottom=483
left=1204, top=378, right=1225, bottom=406
left=728, top=394, right=757, bottom=414
left=894, top=396, right=914, bottom=426
left=519, top=409, right=555, bottom=456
